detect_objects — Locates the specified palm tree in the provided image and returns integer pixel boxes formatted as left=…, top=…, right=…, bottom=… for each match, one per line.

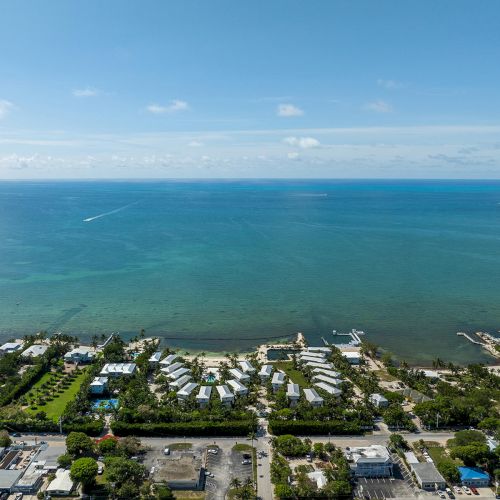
left=248, top=431, right=256, bottom=450
left=230, top=477, right=242, bottom=489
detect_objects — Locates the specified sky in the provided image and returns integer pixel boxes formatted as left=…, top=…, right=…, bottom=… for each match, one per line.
left=0, top=0, right=499, bottom=179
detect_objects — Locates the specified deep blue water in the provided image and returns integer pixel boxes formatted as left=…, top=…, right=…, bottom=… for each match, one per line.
left=0, top=179, right=499, bottom=365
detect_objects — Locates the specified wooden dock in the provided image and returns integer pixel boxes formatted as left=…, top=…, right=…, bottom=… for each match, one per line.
left=456, top=332, right=483, bottom=345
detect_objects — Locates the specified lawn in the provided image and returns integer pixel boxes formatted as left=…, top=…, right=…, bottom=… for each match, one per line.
left=425, top=444, right=463, bottom=466
left=26, top=368, right=88, bottom=421
left=272, top=361, right=309, bottom=387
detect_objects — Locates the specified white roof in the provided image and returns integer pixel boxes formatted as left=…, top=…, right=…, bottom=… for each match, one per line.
left=149, top=351, right=162, bottom=362
left=227, top=379, right=247, bottom=393
left=306, top=346, right=331, bottom=353
left=404, top=451, right=419, bottom=464
left=369, top=393, right=388, bottom=403
left=342, top=351, right=360, bottom=359
left=177, top=382, right=198, bottom=397
left=239, top=360, right=255, bottom=373
left=21, top=344, right=48, bottom=357
left=90, top=376, right=108, bottom=386
left=168, top=367, right=191, bottom=380
left=162, top=361, right=183, bottom=374
left=347, top=445, right=391, bottom=464
left=314, top=382, right=341, bottom=396
left=196, top=385, right=212, bottom=400
left=258, top=364, right=273, bottom=376
left=46, top=468, right=74, bottom=493
left=312, top=374, right=343, bottom=386
left=160, top=353, right=178, bottom=365
left=272, top=371, right=285, bottom=384
left=100, top=363, right=136, bottom=375
left=0, top=341, right=23, bottom=351
left=216, top=384, right=234, bottom=399
left=229, top=367, right=250, bottom=380
left=303, top=388, right=324, bottom=403
left=287, top=383, right=300, bottom=398
left=308, top=470, right=327, bottom=489
left=170, top=374, right=192, bottom=388
left=300, top=355, right=329, bottom=364
left=64, top=345, right=94, bottom=357
left=311, top=368, right=342, bottom=378
left=304, top=361, right=333, bottom=369
left=299, top=351, right=325, bottom=359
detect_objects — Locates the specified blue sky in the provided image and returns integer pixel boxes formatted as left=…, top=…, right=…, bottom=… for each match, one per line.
left=0, top=0, right=499, bottom=178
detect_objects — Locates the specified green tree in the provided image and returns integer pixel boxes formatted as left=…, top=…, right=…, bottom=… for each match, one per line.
left=389, top=433, right=409, bottom=451
left=274, top=483, right=294, bottom=499
left=0, top=430, right=12, bottom=447
left=116, top=481, right=140, bottom=499
left=437, top=461, right=460, bottom=484
left=57, top=453, right=72, bottom=468
left=70, top=457, right=98, bottom=491
left=66, top=431, right=94, bottom=458
left=105, top=456, right=145, bottom=487
left=155, top=485, right=175, bottom=499
left=98, top=437, right=119, bottom=456
left=450, top=444, right=490, bottom=466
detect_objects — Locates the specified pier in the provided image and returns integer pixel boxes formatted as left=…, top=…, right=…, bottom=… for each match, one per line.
left=456, top=332, right=483, bottom=345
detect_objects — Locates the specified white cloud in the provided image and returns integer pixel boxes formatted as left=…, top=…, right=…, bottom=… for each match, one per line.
left=188, top=141, right=204, bottom=147
left=277, top=103, right=304, bottom=117
left=365, top=100, right=393, bottom=113
left=287, top=151, right=300, bottom=160
left=377, top=79, right=404, bottom=90
left=147, top=100, right=189, bottom=114
left=283, top=136, right=320, bottom=149
left=0, top=99, right=14, bottom=119
left=72, top=87, right=100, bottom=97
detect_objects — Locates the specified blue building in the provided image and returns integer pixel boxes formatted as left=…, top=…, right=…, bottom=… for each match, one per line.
left=458, top=467, right=490, bottom=487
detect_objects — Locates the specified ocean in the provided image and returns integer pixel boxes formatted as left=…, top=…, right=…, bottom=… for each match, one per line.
left=0, top=179, right=499, bottom=365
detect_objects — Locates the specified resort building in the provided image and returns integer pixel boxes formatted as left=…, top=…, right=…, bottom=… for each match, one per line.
left=312, top=374, right=343, bottom=387
left=159, top=354, right=178, bottom=366
left=177, top=382, right=198, bottom=402
left=0, top=341, right=23, bottom=355
left=299, top=350, right=326, bottom=359
left=286, top=383, right=300, bottom=407
left=167, top=367, right=191, bottom=380
left=300, top=355, right=330, bottom=365
left=100, top=363, right=136, bottom=377
left=90, top=376, right=108, bottom=394
left=216, top=385, right=234, bottom=406
left=227, top=379, right=248, bottom=396
left=169, top=374, right=192, bottom=390
left=311, top=367, right=342, bottom=378
left=239, top=360, right=256, bottom=373
left=64, top=346, right=95, bottom=363
left=161, top=361, right=184, bottom=375
left=345, top=446, right=393, bottom=478
left=228, top=367, right=250, bottom=382
left=46, top=469, right=75, bottom=496
left=341, top=351, right=361, bottom=364
left=258, top=364, right=273, bottom=381
left=148, top=351, right=162, bottom=367
left=410, top=462, right=446, bottom=490
left=458, top=467, right=490, bottom=487
left=196, top=386, right=212, bottom=408
left=369, top=393, right=389, bottom=408
left=314, top=381, right=341, bottom=397
left=21, top=344, right=48, bottom=358
left=304, top=361, right=333, bottom=370
left=271, top=371, right=286, bottom=392
left=306, top=346, right=331, bottom=353
left=303, top=388, right=324, bottom=407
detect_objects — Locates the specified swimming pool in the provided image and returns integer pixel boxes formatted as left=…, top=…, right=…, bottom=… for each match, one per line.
left=92, top=399, right=119, bottom=410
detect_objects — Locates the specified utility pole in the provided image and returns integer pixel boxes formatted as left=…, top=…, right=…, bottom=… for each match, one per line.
left=436, top=413, right=440, bottom=429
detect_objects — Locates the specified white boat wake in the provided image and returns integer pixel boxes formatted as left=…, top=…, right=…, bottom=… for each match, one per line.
left=83, top=202, right=137, bottom=222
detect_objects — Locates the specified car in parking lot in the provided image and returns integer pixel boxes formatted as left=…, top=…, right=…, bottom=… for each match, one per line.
left=469, top=487, right=479, bottom=495
left=438, top=490, right=446, bottom=498
left=446, top=487, right=455, bottom=498
left=97, top=465, right=104, bottom=475
left=463, top=486, right=472, bottom=495
left=163, top=447, right=170, bottom=455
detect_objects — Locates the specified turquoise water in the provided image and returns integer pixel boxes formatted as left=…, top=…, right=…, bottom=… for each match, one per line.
left=0, top=180, right=499, bottom=365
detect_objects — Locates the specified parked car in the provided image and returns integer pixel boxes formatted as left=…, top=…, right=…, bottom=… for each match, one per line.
left=445, top=488, right=455, bottom=499
left=97, top=465, right=103, bottom=475
left=438, top=491, right=446, bottom=499
left=463, top=486, right=472, bottom=495
left=469, top=487, right=479, bottom=495
left=242, top=459, right=251, bottom=465
left=163, top=447, right=170, bottom=455
left=453, top=486, right=462, bottom=494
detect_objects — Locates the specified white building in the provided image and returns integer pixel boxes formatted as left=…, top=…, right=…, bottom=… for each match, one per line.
left=169, top=374, right=192, bottom=390
left=314, top=382, right=341, bottom=397
left=299, top=350, right=326, bottom=359
left=258, top=364, right=273, bottom=381
left=161, top=361, right=184, bottom=375
left=271, top=371, right=286, bottom=392
left=64, top=346, right=95, bottom=363
left=229, top=367, right=250, bottom=382
left=90, top=376, right=108, bottom=394
left=196, top=386, right=212, bottom=408
left=311, top=367, right=342, bottom=378
left=304, top=361, right=333, bottom=370
left=227, top=379, right=248, bottom=396
left=177, top=382, right=198, bottom=402
left=239, top=360, right=256, bottom=374
left=148, top=351, right=162, bottom=367
left=312, top=374, right=343, bottom=387
left=216, top=385, right=234, bottom=406
left=100, top=363, right=136, bottom=377
left=159, top=354, right=178, bottom=366
left=286, top=383, right=300, bottom=407
left=411, top=462, right=446, bottom=490
left=369, top=393, right=389, bottom=408
left=303, top=388, right=324, bottom=407
left=46, top=469, right=75, bottom=496
left=0, top=341, right=23, bottom=355
left=345, top=446, right=393, bottom=477
left=306, top=346, right=331, bottom=353
left=308, top=470, right=327, bottom=489
left=168, top=367, right=191, bottom=380
left=21, top=344, right=48, bottom=358
left=342, top=351, right=361, bottom=364
left=300, top=355, right=329, bottom=365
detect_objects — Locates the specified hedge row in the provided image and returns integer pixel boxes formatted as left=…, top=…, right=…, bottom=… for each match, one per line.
left=268, top=419, right=364, bottom=436
left=0, top=419, right=104, bottom=436
left=111, top=420, right=257, bottom=437
left=0, top=362, right=49, bottom=407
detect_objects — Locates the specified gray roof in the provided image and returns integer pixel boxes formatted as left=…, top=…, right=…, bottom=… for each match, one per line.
left=272, top=372, right=285, bottom=384
left=0, top=469, right=23, bottom=489
left=303, top=388, right=324, bottom=403
left=286, top=383, right=300, bottom=397
left=411, top=462, right=446, bottom=484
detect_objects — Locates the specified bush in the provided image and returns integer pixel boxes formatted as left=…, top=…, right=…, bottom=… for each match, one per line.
left=269, top=419, right=363, bottom=436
